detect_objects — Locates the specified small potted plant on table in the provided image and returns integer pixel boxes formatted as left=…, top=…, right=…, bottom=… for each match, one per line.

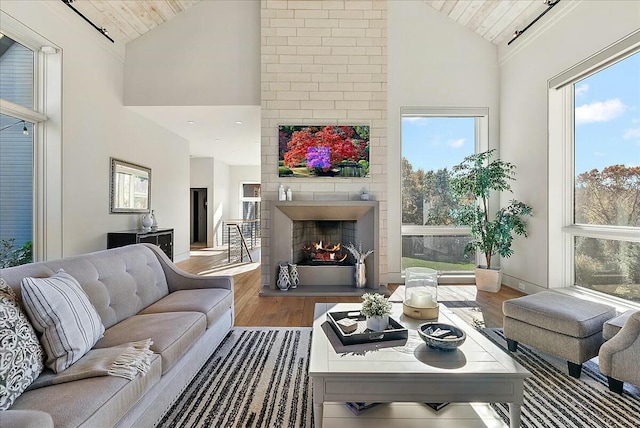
left=361, top=293, right=392, bottom=332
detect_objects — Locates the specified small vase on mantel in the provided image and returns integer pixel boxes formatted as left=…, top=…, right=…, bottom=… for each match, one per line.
left=366, top=314, right=389, bottom=332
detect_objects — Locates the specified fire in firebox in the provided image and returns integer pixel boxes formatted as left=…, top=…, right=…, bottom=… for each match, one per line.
left=302, top=241, right=349, bottom=265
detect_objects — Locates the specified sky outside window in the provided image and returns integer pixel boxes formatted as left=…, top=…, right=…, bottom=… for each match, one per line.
left=402, top=117, right=475, bottom=172
left=574, top=51, right=640, bottom=174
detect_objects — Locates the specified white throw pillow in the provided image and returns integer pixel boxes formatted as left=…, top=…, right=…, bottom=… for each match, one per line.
left=20, top=270, right=105, bottom=373
left=0, top=277, right=45, bottom=410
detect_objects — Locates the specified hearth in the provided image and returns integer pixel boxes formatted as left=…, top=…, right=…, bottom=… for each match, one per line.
left=271, top=201, right=379, bottom=291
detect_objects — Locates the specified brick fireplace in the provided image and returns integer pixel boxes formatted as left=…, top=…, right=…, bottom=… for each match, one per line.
left=270, top=201, right=379, bottom=293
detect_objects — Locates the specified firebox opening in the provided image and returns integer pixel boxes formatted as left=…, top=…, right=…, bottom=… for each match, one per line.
left=293, top=220, right=356, bottom=266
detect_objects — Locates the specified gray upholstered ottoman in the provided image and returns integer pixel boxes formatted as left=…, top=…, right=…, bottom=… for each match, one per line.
left=503, top=291, right=616, bottom=378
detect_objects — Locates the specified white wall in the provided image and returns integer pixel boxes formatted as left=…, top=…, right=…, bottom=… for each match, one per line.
left=124, top=0, right=260, bottom=107
left=387, top=1, right=500, bottom=282
left=229, top=166, right=261, bottom=220
left=498, top=0, right=640, bottom=291
left=0, top=1, right=191, bottom=261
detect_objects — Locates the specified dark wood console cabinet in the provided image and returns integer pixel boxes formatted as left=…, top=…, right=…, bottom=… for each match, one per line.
left=107, top=228, right=174, bottom=261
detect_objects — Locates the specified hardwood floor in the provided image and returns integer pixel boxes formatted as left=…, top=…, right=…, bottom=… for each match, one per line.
left=176, top=255, right=525, bottom=329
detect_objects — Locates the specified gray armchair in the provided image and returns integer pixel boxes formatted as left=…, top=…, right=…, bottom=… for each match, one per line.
left=598, top=310, right=640, bottom=394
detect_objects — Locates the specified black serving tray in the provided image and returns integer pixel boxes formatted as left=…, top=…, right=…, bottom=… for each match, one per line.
left=327, top=310, right=408, bottom=345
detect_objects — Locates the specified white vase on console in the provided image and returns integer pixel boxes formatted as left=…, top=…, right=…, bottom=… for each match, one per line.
left=141, top=213, right=153, bottom=231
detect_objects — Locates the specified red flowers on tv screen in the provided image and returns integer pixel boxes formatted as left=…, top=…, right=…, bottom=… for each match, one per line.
left=278, top=125, right=370, bottom=177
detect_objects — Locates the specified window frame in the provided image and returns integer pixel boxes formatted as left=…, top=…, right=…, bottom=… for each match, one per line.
left=0, top=13, right=62, bottom=262
left=548, top=30, right=640, bottom=294
left=399, top=107, right=490, bottom=279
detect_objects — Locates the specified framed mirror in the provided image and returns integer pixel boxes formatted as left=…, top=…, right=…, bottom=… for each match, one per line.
left=110, top=158, right=151, bottom=214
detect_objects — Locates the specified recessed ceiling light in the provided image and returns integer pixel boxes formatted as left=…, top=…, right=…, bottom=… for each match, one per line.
left=214, top=139, right=221, bottom=142
left=187, top=120, right=195, bottom=124
left=235, top=121, right=242, bottom=125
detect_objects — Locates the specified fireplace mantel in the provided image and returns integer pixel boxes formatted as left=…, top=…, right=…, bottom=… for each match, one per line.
left=274, top=200, right=377, bottom=221
left=269, top=200, right=380, bottom=294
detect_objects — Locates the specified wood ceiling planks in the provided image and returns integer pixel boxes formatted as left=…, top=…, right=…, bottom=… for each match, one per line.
left=423, top=0, right=550, bottom=46
left=68, top=0, right=550, bottom=47
left=69, top=0, right=201, bottom=44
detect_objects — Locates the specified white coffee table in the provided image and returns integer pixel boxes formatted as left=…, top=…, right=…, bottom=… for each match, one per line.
left=309, top=302, right=530, bottom=428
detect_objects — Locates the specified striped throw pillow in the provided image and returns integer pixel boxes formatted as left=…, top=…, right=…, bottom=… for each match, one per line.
left=20, top=270, right=105, bottom=373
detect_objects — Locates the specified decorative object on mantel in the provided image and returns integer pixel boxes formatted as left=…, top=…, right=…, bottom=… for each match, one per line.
left=345, top=242, right=374, bottom=289
left=141, top=213, right=153, bottom=232
left=360, top=293, right=392, bottom=332
left=277, top=262, right=291, bottom=291
left=278, top=184, right=286, bottom=201
left=360, top=188, right=370, bottom=200
left=450, top=149, right=532, bottom=293
left=286, top=187, right=293, bottom=201
left=288, top=263, right=299, bottom=288
left=403, top=267, right=439, bottom=320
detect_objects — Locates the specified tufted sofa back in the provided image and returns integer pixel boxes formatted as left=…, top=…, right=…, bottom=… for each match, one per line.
left=0, top=245, right=169, bottom=329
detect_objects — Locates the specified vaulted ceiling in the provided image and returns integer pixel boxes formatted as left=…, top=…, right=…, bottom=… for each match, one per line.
left=71, top=0, right=549, bottom=46
left=423, top=0, right=551, bottom=46
left=67, top=0, right=202, bottom=44
left=66, top=0, right=553, bottom=165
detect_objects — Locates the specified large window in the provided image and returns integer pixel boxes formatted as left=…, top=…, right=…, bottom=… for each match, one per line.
left=0, top=34, right=36, bottom=267
left=401, top=109, right=488, bottom=276
left=549, top=34, right=640, bottom=304
left=572, top=51, right=640, bottom=302
left=0, top=19, right=57, bottom=266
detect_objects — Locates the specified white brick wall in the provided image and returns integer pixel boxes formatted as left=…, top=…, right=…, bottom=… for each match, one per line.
left=261, top=0, right=388, bottom=288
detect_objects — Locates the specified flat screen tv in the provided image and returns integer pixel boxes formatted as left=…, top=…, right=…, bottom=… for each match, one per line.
left=278, top=125, right=370, bottom=177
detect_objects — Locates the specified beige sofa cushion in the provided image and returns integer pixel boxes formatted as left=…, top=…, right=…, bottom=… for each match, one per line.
left=94, top=312, right=206, bottom=374
left=10, top=354, right=161, bottom=428
left=140, top=289, right=233, bottom=328
left=0, top=410, right=54, bottom=428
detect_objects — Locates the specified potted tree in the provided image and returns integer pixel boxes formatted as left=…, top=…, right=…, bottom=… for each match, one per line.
left=450, top=150, right=532, bottom=292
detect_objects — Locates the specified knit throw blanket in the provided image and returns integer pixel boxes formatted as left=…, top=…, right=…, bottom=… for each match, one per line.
left=28, top=339, right=153, bottom=390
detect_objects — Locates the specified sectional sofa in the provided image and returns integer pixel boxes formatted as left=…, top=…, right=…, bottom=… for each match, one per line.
left=0, top=243, right=234, bottom=427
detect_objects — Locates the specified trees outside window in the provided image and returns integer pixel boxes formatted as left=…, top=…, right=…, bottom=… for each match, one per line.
left=400, top=110, right=488, bottom=274
left=570, top=50, right=640, bottom=303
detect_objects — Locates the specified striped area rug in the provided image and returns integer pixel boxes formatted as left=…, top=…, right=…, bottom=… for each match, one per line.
left=158, top=327, right=640, bottom=428
left=484, top=328, right=640, bottom=428
left=156, top=328, right=313, bottom=428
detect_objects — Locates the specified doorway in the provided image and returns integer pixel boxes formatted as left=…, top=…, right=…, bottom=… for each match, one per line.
left=190, top=188, right=207, bottom=246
